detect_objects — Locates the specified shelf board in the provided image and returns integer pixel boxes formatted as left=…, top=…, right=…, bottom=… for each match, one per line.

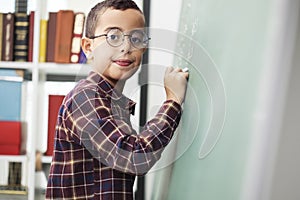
left=0, top=155, right=27, bottom=162
left=38, top=63, right=91, bottom=76
left=0, top=62, right=92, bottom=77
left=0, top=61, right=34, bottom=70
left=41, top=156, right=52, bottom=164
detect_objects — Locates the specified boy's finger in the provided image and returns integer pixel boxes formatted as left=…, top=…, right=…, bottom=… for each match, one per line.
left=165, top=66, right=174, bottom=74
left=183, top=72, right=189, bottom=79
left=174, top=67, right=182, bottom=72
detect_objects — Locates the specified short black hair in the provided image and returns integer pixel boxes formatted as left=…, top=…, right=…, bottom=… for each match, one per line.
left=85, top=0, right=143, bottom=38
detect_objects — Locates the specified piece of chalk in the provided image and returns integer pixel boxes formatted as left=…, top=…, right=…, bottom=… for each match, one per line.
left=182, top=67, right=189, bottom=72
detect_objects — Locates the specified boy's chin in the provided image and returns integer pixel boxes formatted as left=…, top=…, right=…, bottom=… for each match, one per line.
left=113, top=68, right=139, bottom=80
left=103, top=72, right=135, bottom=85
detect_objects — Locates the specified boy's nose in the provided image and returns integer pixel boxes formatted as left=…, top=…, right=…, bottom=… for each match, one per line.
left=121, top=36, right=132, bottom=53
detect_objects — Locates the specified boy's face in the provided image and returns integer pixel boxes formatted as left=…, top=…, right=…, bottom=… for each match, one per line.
left=82, top=8, right=146, bottom=87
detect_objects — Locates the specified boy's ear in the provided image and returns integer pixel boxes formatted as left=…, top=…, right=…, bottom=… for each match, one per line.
left=81, top=37, right=93, bottom=56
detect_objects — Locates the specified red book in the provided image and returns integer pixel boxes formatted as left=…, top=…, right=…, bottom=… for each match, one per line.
left=45, top=95, right=65, bottom=156
left=54, top=10, right=75, bottom=63
left=0, top=121, right=21, bottom=155
left=27, top=11, right=35, bottom=62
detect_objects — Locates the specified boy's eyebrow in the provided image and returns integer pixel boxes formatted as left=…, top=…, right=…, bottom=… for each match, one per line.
left=104, top=26, right=123, bottom=32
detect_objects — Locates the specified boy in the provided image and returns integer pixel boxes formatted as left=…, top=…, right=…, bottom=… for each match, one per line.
left=46, top=0, right=188, bottom=199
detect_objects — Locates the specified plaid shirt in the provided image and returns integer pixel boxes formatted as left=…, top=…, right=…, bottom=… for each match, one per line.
left=46, top=71, right=182, bottom=199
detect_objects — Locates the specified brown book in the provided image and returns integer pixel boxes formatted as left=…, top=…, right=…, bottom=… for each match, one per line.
left=13, top=13, right=29, bottom=62
left=27, top=11, right=34, bottom=62
left=54, top=10, right=74, bottom=63
left=1, top=13, right=15, bottom=61
left=70, top=12, right=85, bottom=63
left=46, top=12, right=57, bottom=62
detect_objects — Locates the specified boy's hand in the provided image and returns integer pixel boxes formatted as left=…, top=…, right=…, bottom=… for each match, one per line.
left=164, top=67, right=189, bottom=105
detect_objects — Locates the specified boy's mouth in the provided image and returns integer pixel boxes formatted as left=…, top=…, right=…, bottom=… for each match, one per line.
left=113, top=59, right=133, bottom=67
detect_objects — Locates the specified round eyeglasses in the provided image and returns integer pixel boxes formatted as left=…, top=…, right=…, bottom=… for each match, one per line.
left=89, top=28, right=151, bottom=49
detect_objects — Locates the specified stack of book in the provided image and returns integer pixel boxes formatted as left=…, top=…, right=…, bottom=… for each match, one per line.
left=40, top=10, right=87, bottom=64
left=0, top=11, right=34, bottom=62
left=0, top=10, right=87, bottom=63
left=0, top=69, right=24, bottom=155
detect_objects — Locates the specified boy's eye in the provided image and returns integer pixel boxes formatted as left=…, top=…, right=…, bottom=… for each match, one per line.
left=131, top=36, right=142, bottom=44
left=108, top=34, right=120, bottom=41
left=107, top=29, right=123, bottom=42
left=130, top=31, right=145, bottom=44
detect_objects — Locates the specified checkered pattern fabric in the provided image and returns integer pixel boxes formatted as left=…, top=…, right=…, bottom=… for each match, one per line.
left=46, top=71, right=182, bottom=199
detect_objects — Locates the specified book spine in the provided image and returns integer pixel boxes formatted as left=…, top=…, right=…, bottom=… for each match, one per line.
left=27, top=11, right=34, bottom=62
left=78, top=48, right=87, bottom=64
left=0, top=13, right=3, bottom=60
left=54, top=10, right=75, bottom=63
left=15, top=0, right=27, bottom=13
left=46, top=95, right=65, bottom=156
left=13, top=13, right=29, bottom=62
left=70, top=12, right=85, bottom=63
left=0, top=121, right=21, bottom=145
left=0, top=69, right=24, bottom=121
left=38, top=19, right=47, bottom=62
left=1, top=13, right=15, bottom=61
left=46, top=12, right=57, bottom=62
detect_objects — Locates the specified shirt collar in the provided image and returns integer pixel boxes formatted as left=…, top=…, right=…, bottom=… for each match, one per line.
left=87, top=71, right=136, bottom=115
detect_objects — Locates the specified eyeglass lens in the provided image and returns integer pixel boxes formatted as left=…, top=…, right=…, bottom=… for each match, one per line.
left=106, top=29, right=149, bottom=49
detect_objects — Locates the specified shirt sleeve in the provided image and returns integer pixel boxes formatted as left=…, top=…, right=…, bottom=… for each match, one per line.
left=66, top=88, right=182, bottom=175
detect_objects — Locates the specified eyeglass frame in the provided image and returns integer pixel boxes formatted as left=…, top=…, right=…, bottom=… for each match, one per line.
left=88, top=28, right=151, bottom=49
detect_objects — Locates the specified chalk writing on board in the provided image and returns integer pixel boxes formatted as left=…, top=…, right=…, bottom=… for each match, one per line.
left=175, top=17, right=227, bottom=159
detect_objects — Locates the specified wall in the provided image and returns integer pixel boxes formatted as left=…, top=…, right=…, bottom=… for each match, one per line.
left=267, top=4, right=300, bottom=199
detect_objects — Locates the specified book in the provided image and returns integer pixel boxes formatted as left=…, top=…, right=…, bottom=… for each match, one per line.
left=0, top=121, right=21, bottom=155
left=13, top=13, right=29, bottom=62
left=38, top=19, right=47, bottom=62
left=0, top=13, right=3, bottom=60
left=15, top=0, right=27, bottom=13
left=46, top=12, right=57, bottom=62
left=27, top=11, right=34, bottom=62
left=70, top=12, right=85, bottom=63
left=79, top=47, right=87, bottom=64
left=8, top=162, right=22, bottom=186
left=54, top=10, right=75, bottom=63
left=0, top=69, right=24, bottom=121
left=45, top=95, right=65, bottom=156
left=1, top=13, right=15, bottom=61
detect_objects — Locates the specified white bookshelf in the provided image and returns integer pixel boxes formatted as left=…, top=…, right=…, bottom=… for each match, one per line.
left=38, top=63, right=91, bottom=75
left=0, top=1, right=143, bottom=199
left=0, top=62, right=89, bottom=199
left=0, top=1, right=90, bottom=199
left=0, top=61, right=34, bottom=70
left=41, top=156, right=52, bottom=164
left=0, top=155, right=27, bottom=163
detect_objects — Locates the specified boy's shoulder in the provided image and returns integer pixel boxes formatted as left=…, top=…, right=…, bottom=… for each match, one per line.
left=63, top=71, right=135, bottom=113
left=62, top=76, right=104, bottom=105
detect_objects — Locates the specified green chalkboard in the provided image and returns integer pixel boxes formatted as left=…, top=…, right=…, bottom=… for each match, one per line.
left=150, top=0, right=274, bottom=199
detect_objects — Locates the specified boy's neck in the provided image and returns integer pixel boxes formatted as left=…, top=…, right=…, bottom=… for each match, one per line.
left=104, top=75, right=126, bottom=93
left=113, top=80, right=125, bottom=93
left=92, top=70, right=126, bottom=93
